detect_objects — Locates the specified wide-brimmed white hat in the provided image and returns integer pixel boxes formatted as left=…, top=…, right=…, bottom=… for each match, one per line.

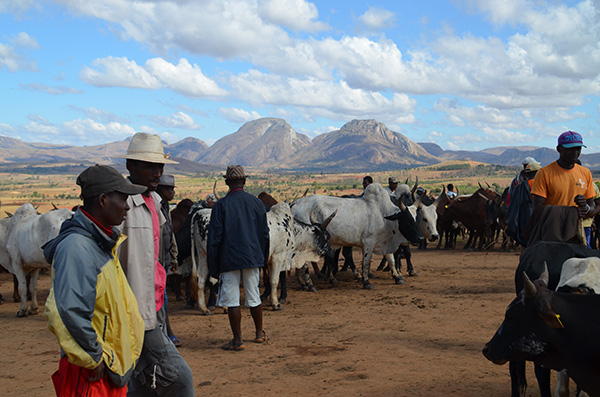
left=116, top=132, right=178, bottom=164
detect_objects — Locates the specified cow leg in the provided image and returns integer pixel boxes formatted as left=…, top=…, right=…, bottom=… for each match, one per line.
left=295, top=264, right=317, bottom=292
left=534, top=363, right=551, bottom=397
left=12, top=274, right=20, bottom=302
left=279, top=271, right=287, bottom=303
left=207, top=282, right=218, bottom=309
left=555, top=370, right=569, bottom=397
left=402, top=245, right=418, bottom=276
left=14, top=266, right=29, bottom=317
left=196, top=263, right=212, bottom=315
left=311, top=261, right=325, bottom=279
left=340, top=246, right=354, bottom=272
left=324, top=250, right=339, bottom=284
left=509, top=361, right=527, bottom=397
left=269, top=267, right=283, bottom=311
left=27, top=268, right=40, bottom=315
left=361, top=247, right=375, bottom=289
left=385, top=252, right=405, bottom=285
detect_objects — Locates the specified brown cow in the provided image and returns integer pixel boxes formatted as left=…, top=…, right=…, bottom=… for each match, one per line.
left=438, top=183, right=499, bottom=250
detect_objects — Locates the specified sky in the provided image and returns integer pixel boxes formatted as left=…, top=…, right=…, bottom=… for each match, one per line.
left=1, top=0, right=600, bottom=153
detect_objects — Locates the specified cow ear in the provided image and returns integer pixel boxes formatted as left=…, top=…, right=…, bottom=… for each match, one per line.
left=538, top=307, right=565, bottom=329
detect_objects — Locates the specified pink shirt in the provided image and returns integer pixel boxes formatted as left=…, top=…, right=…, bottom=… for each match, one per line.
left=143, top=194, right=166, bottom=312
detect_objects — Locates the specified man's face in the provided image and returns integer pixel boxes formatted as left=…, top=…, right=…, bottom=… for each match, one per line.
left=128, top=160, right=164, bottom=191
left=158, top=186, right=175, bottom=202
left=389, top=182, right=398, bottom=191
left=558, top=145, right=581, bottom=167
left=101, top=192, right=130, bottom=226
left=362, top=179, right=371, bottom=189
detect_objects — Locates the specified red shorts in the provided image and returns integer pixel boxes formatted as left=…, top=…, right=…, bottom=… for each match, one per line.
left=51, top=356, right=126, bottom=397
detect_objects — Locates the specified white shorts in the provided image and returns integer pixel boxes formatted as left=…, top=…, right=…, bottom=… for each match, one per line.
left=217, top=268, right=262, bottom=308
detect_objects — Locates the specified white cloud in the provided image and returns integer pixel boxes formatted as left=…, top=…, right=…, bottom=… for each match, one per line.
left=57, top=0, right=291, bottom=59
left=80, top=56, right=161, bottom=89
left=0, top=32, right=38, bottom=72
left=11, top=32, right=39, bottom=48
left=358, top=6, right=395, bottom=30
left=17, top=117, right=136, bottom=144
left=19, top=83, right=83, bottom=95
left=149, top=112, right=202, bottom=130
left=258, top=0, right=329, bottom=32
left=219, top=107, right=262, bottom=123
left=229, top=70, right=417, bottom=122
left=145, top=58, right=226, bottom=97
left=81, top=56, right=226, bottom=97
left=69, top=106, right=129, bottom=123
left=0, top=0, right=39, bottom=14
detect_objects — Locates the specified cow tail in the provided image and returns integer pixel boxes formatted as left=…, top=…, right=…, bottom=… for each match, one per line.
left=190, top=212, right=199, bottom=303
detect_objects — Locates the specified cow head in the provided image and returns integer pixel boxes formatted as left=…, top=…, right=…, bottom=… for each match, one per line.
left=308, top=210, right=337, bottom=258
left=482, top=264, right=564, bottom=366
left=384, top=202, right=423, bottom=246
left=415, top=199, right=439, bottom=242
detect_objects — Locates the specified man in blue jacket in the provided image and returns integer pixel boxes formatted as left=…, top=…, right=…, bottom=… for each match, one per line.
left=207, top=165, right=270, bottom=351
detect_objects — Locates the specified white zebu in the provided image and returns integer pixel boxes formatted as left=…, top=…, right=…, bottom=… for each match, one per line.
left=408, top=194, right=440, bottom=243
left=5, top=203, right=73, bottom=317
left=190, top=202, right=335, bottom=313
left=290, top=183, right=423, bottom=289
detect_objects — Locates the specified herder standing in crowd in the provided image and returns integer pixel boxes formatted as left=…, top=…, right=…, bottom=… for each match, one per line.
left=44, top=165, right=146, bottom=396
left=531, top=130, right=595, bottom=244
left=116, top=133, right=195, bottom=396
left=385, top=176, right=399, bottom=195
left=207, top=165, right=270, bottom=351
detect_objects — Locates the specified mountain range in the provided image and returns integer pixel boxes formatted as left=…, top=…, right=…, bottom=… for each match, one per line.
left=2, top=118, right=600, bottom=172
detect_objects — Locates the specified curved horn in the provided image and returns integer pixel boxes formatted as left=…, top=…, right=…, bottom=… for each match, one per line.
left=411, top=177, right=419, bottom=201
left=456, top=187, right=460, bottom=196
left=5, top=211, right=12, bottom=218
left=486, top=181, right=491, bottom=188
left=478, top=182, right=483, bottom=189
left=523, top=272, right=537, bottom=299
left=478, top=192, right=489, bottom=200
left=539, top=262, right=550, bottom=286
left=302, top=188, right=309, bottom=198
left=213, top=179, right=221, bottom=200
left=414, top=194, right=423, bottom=209
left=309, top=209, right=318, bottom=225
left=404, top=177, right=409, bottom=184
left=398, top=199, right=406, bottom=211
left=321, top=210, right=337, bottom=230
left=52, top=202, right=58, bottom=210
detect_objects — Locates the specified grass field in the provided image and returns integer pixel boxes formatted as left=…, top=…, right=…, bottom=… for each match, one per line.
left=0, top=160, right=518, bottom=217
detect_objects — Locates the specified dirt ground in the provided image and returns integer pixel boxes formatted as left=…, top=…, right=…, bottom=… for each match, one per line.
left=0, top=248, right=558, bottom=396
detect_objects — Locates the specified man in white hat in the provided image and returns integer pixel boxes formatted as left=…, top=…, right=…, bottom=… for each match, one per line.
left=115, top=132, right=195, bottom=396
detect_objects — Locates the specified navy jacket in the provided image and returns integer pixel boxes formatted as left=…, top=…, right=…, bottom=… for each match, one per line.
left=207, top=188, right=269, bottom=277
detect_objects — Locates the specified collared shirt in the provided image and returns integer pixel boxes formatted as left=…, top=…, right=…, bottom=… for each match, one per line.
left=207, top=187, right=269, bottom=277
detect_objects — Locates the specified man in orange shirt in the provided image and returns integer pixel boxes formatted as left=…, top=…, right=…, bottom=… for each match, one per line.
left=531, top=131, right=595, bottom=243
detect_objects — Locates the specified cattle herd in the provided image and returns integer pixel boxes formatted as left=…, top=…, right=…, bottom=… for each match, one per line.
left=1, top=179, right=600, bottom=396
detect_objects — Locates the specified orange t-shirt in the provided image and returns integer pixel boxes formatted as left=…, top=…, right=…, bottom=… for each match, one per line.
left=531, top=161, right=594, bottom=206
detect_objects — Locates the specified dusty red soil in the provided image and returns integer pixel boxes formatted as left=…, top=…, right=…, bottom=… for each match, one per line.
left=0, top=248, right=554, bottom=396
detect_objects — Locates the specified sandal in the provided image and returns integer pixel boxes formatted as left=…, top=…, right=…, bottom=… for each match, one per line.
left=254, top=330, right=269, bottom=344
left=221, top=339, right=245, bottom=351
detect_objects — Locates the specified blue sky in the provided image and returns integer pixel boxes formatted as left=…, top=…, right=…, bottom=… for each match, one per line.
left=1, top=0, right=599, bottom=153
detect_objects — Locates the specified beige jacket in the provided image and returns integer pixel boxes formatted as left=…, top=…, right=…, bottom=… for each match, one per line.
left=117, top=191, right=166, bottom=331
